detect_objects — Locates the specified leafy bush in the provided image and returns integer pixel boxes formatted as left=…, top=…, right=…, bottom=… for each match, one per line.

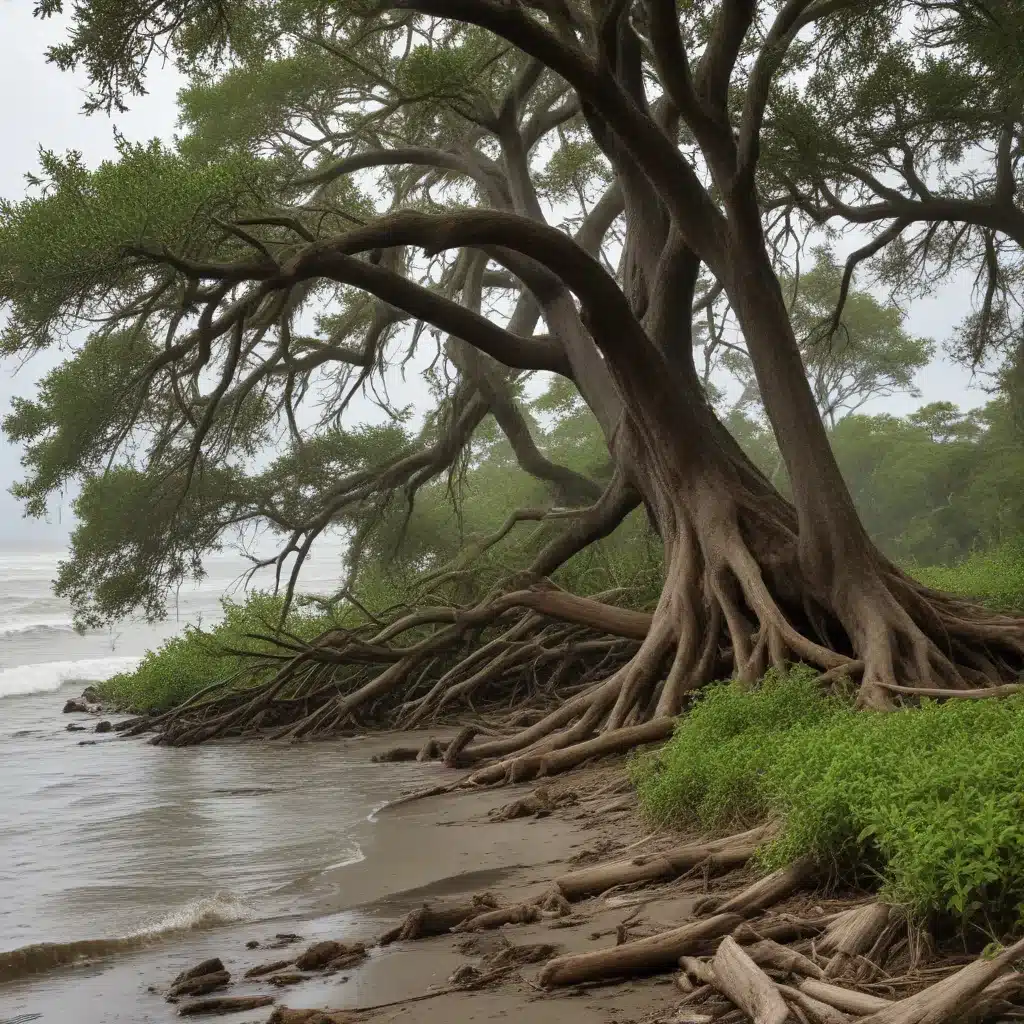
left=911, top=544, right=1024, bottom=611
left=633, top=668, right=1024, bottom=932
left=98, top=592, right=344, bottom=712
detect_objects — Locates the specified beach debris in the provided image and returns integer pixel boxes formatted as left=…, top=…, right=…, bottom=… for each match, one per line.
left=294, top=940, right=366, bottom=972
left=816, top=903, right=893, bottom=979
left=176, top=995, right=274, bottom=1016
left=378, top=893, right=500, bottom=945
left=707, top=936, right=790, bottom=1024
left=244, top=958, right=294, bottom=978
left=167, top=970, right=231, bottom=1001
left=555, top=826, right=767, bottom=902
left=539, top=913, right=743, bottom=987
left=488, top=784, right=578, bottom=822
left=698, top=857, right=816, bottom=918
left=171, top=958, right=225, bottom=988
left=261, top=933, right=303, bottom=949
left=371, top=746, right=420, bottom=763
left=267, top=1010, right=351, bottom=1024
left=267, top=972, right=309, bottom=987
left=450, top=903, right=541, bottom=933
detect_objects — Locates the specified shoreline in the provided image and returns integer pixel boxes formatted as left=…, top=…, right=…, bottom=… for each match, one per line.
left=11, top=698, right=1024, bottom=1023
left=1, top=738, right=675, bottom=1024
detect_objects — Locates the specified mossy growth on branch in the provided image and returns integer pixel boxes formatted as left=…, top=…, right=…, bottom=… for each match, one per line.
left=633, top=667, right=1024, bottom=935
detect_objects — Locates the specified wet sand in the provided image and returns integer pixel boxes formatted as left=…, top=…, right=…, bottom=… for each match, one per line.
left=1, top=744, right=677, bottom=1024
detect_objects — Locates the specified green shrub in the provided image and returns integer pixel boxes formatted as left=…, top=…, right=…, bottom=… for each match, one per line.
left=633, top=668, right=1024, bottom=932
left=911, top=543, right=1024, bottom=611
left=98, top=591, right=345, bottom=711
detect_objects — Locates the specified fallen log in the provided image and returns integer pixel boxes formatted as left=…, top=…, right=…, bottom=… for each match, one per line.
left=378, top=894, right=500, bottom=945
left=538, top=912, right=743, bottom=987
left=555, top=826, right=767, bottom=901
left=244, top=959, right=294, bottom=978
left=818, top=904, right=892, bottom=979
left=778, top=984, right=852, bottom=1024
left=797, top=978, right=893, bottom=1015
left=533, top=718, right=676, bottom=779
left=705, top=856, right=816, bottom=918
left=711, top=936, right=791, bottom=1024
left=958, top=969, right=1024, bottom=1024
left=857, top=936, right=1024, bottom=1024
left=450, top=904, right=541, bottom=932
left=745, top=938, right=824, bottom=979
left=734, top=915, right=831, bottom=946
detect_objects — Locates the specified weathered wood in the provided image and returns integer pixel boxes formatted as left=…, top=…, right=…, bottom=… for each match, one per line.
left=555, top=826, right=767, bottom=901
left=858, top=936, right=1024, bottom=1024
left=798, top=978, right=893, bottom=1015
left=818, top=904, right=892, bottom=978
left=779, top=983, right=851, bottom=1024
left=378, top=894, right=500, bottom=945
left=712, top=856, right=815, bottom=917
left=538, top=912, right=743, bottom=987
left=710, top=936, right=790, bottom=1024
left=450, top=904, right=541, bottom=932
left=746, top=938, right=824, bottom=979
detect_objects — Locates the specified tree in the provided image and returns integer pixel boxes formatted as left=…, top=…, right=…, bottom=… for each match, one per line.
left=717, top=248, right=933, bottom=428
left=3, top=0, right=1024, bottom=758
left=769, top=0, right=1024, bottom=368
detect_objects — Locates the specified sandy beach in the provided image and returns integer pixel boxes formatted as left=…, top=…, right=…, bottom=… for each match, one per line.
left=1, top=730, right=681, bottom=1024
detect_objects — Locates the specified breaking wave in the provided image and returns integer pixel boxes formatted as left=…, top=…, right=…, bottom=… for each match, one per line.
left=0, top=893, right=253, bottom=983
left=0, top=657, right=141, bottom=700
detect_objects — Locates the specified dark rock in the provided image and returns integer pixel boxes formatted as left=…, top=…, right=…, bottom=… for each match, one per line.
left=167, top=970, right=230, bottom=1001
left=82, top=686, right=101, bottom=703
left=63, top=698, right=90, bottom=714
left=66, top=723, right=86, bottom=732
left=95, top=720, right=113, bottom=733
left=171, top=958, right=225, bottom=988
left=324, top=949, right=368, bottom=972
left=267, top=972, right=308, bottom=987
left=77, top=740, right=97, bottom=746
left=176, top=995, right=274, bottom=1016
left=295, top=941, right=366, bottom=972
left=245, top=940, right=260, bottom=950
left=244, top=959, right=293, bottom=978
left=114, top=715, right=147, bottom=732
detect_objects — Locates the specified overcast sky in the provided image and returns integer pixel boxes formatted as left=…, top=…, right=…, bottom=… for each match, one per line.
left=0, top=3, right=991, bottom=549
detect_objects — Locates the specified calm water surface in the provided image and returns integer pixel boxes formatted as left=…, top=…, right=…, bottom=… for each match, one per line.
left=0, top=546, right=422, bottom=1016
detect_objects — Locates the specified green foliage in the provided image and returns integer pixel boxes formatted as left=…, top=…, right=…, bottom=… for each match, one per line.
left=913, top=545, right=1024, bottom=612
left=3, top=329, right=159, bottom=516
left=0, top=138, right=273, bottom=351
left=98, top=591, right=345, bottom=711
left=634, top=669, right=1024, bottom=932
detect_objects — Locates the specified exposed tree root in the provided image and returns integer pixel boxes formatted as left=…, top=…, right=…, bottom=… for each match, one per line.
left=121, top=453, right=1024, bottom=801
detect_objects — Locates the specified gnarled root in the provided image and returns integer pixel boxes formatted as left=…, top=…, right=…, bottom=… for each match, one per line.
left=135, top=445, right=1024, bottom=776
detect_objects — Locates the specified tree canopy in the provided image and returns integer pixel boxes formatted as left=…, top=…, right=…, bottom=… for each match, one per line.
left=3, top=0, right=1024, bottom=749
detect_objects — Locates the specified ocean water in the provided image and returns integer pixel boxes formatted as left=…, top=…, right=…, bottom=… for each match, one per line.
left=0, top=545, right=424, bottom=1012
